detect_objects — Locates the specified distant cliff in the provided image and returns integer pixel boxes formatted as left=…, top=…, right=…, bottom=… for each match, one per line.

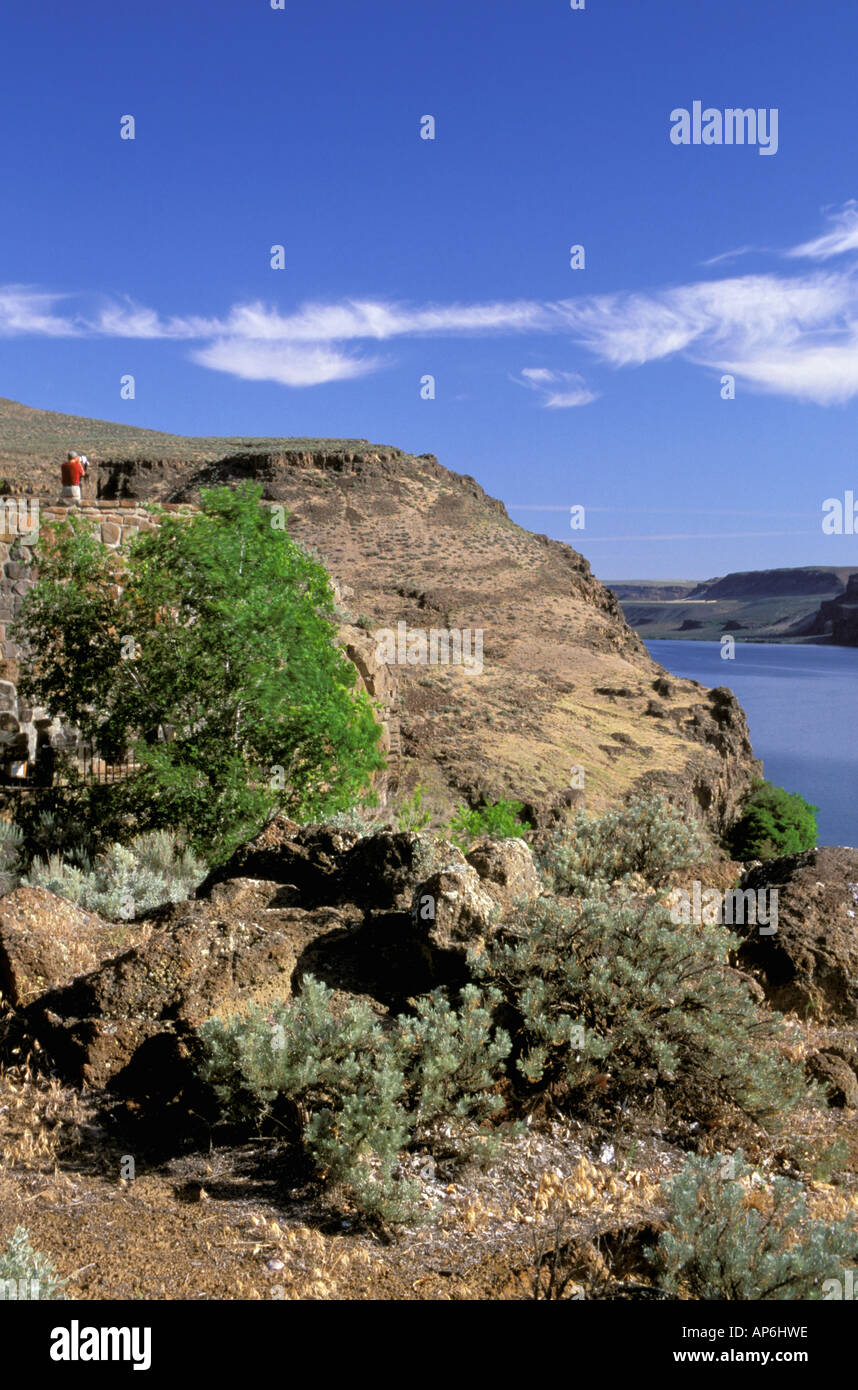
left=806, top=573, right=858, bottom=645
left=611, top=566, right=858, bottom=644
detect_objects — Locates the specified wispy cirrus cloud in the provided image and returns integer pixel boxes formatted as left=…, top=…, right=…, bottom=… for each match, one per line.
left=786, top=200, right=858, bottom=260
left=8, top=203, right=858, bottom=399
left=0, top=285, right=82, bottom=337
left=191, top=338, right=385, bottom=388
left=513, top=366, right=597, bottom=408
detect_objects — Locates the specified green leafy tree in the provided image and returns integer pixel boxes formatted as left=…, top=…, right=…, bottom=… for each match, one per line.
left=729, top=780, right=818, bottom=860
left=14, top=483, right=385, bottom=862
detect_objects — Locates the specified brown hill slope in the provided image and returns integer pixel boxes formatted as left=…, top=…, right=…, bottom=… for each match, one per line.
left=3, top=400, right=762, bottom=832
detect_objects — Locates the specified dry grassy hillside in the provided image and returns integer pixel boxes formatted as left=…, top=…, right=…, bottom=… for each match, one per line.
left=1, top=397, right=762, bottom=833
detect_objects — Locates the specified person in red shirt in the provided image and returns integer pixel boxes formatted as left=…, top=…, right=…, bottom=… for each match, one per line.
left=60, top=451, right=86, bottom=504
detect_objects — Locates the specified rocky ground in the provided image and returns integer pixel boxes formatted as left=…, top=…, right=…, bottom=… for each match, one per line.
left=1, top=824, right=856, bottom=1300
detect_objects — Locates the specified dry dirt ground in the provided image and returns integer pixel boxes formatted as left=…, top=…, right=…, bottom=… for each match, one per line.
left=1, top=1021, right=856, bottom=1302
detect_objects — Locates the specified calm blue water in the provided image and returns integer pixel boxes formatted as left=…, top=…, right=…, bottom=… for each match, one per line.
left=645, top=641, right=858, bottom=849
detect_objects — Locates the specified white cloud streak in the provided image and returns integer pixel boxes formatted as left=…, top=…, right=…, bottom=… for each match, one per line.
left=8, top=204, right=858, bottom=398
left=513, top=366, right=598, bottom=408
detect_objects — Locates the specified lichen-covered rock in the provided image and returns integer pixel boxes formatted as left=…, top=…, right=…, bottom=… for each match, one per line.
left=465, top=837, right=542, bottom=908
left=23, top=902, right=310, bottom=1088
left=411, top=863, right=500, bottom=957
left=200, top=820, right=466, bottom=913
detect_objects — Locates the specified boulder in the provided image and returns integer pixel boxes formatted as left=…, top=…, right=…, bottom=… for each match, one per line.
left=465, top=836, right=543, bottom=909
left=411, top=862, right=500, bottom=958
left=197, top=817, right=355, bottom=904
left=200, top=818, right=466, bottom=913
left=23, top=901, right=313, bottom=1089
left=342, top=831, right=466, bottom=911
left=805, top=1051, right=858, bottom=1108
left=733, top=848, right=858, bottom=1020
left=0, top=886, right=144, bottom=1008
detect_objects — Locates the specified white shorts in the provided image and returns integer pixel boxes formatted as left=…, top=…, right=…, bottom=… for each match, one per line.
left=60, top=485, right=82, bottom=502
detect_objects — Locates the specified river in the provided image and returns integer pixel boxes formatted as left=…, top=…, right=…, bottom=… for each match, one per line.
left=645, top=641, right=858, bottom=849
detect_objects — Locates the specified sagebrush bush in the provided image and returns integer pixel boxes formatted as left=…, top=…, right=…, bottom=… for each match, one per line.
left=24, top=830, right=205, bottom=919
left=324, top=808, right=381, bottom=837
left=198, top=976, right=510, bottom=1223
left=649, top=1151, right=858, bottom=1299
left=474, top=890, right=806, bottom=1123
left=0, top=819, right=23, bottom=865
left=542, top=795, right=708, bottom=894
left=0, top=819, right=23, bottom=894
left=448, top=799, right=530, bottom=848
left=0, top=1226, right=64, bottom=1300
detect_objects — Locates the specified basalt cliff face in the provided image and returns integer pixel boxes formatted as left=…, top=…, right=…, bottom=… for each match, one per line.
left=807, top=573, right=858, bottom=646
left=0, top=399, right=762, bottom=834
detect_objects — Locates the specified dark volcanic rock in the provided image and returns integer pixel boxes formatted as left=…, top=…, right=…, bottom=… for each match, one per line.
left=0, top=887, right=146, bottom=1008
left=805, top=1050, right=858, bottom=1108
left=733, top=848, right=858, bottom=1020
left=200, top=818, right=466, bottom=912
left=23, top=903, right=309, bottom=1089
left=15, top=827, right=482, bottom=1091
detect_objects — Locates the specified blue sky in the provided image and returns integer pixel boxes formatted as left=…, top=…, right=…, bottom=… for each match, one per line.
left=4, top=0, right=858, bottom=579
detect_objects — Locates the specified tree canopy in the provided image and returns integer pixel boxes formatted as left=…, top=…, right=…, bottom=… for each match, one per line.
left=14, top=482, right=385, bottom=862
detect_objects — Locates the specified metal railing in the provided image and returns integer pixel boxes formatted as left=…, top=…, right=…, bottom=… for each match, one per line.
left=0, top=742, right=138, bottom=789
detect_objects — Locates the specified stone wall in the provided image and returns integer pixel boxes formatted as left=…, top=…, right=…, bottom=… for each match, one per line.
left=0, top=499, right=400, bottom=803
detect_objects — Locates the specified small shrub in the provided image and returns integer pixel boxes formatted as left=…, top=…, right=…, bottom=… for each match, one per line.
left=24, top=831, right=205, bottom=919
left=729, top=780, right=818, bottom=860
left=198, top=976, right=510, bottom=1224
left=0, top=819, right=23, bottom=866
left=0, top=1227, right=64, bottom=1300
left=13, top=803, right=102, bottom=871
left=325, top=808, right=380, bottom=837
left=394, top=785, right=432, bottom=834
left=474, top=890, right=807, bottom=1124
left=448, top=798, right=530, bottom=848
left=649, top=1151, right=858, bottom=1299
left=542, top=795, right=707, bottom=894
left=0, top=819, right=23, bottom=894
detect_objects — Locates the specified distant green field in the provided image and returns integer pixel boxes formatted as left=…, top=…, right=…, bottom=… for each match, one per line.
left=619, top=594, right=829, bottom=643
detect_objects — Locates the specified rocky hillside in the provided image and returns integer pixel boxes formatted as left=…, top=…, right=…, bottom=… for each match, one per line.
left=1, top=398, right=764, bottom=833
